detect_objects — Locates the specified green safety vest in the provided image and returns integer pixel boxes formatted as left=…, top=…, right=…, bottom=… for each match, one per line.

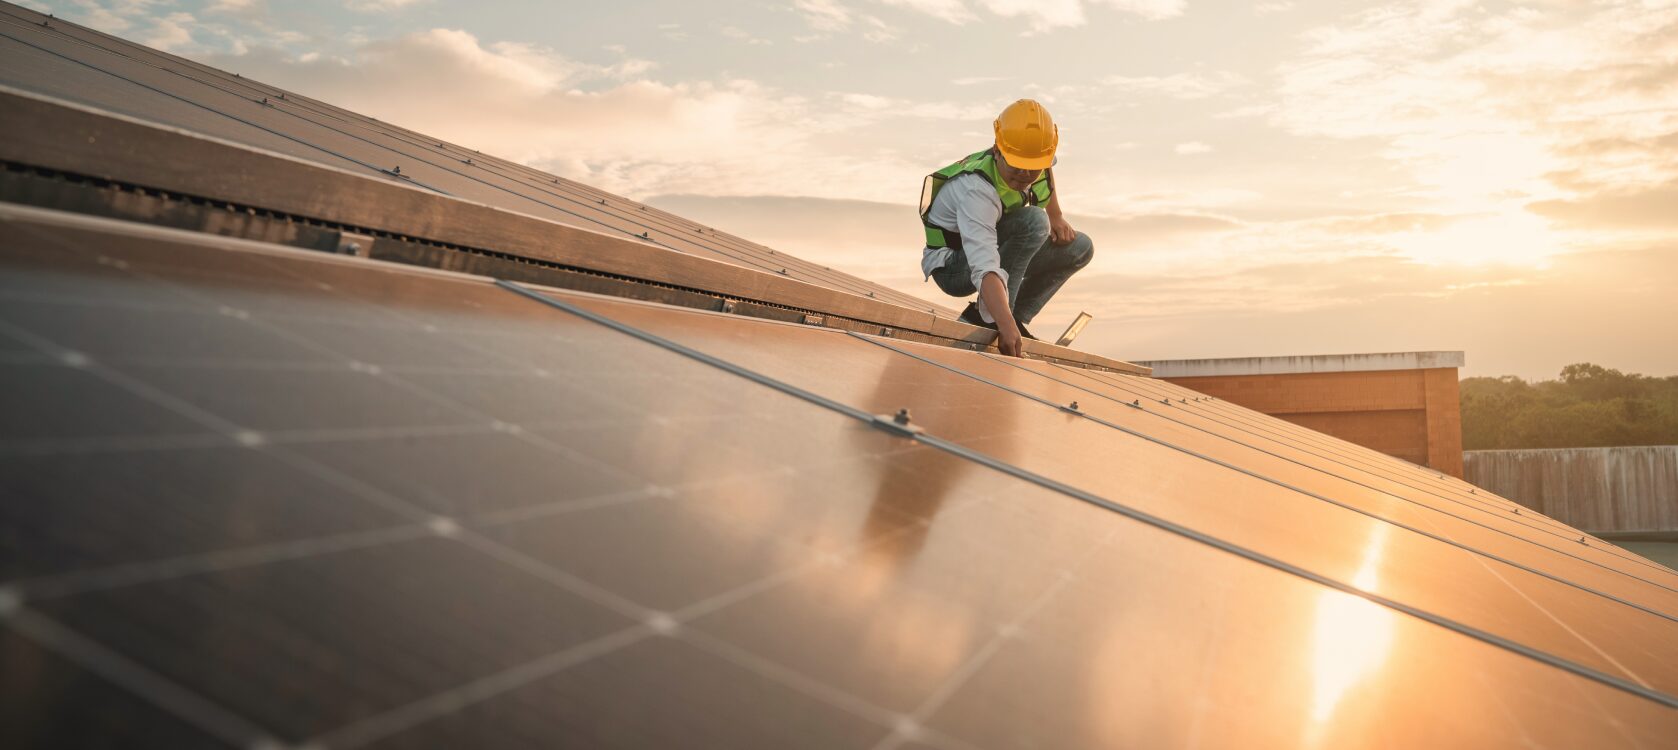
left=919, top=148, right=1053, bottom=251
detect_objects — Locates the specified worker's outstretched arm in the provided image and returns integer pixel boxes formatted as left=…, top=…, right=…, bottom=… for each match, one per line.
left=979, top=271, right=1023, bottom=357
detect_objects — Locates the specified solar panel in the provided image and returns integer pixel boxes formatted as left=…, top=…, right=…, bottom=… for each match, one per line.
left=5, top=208, right=1678, bottom=748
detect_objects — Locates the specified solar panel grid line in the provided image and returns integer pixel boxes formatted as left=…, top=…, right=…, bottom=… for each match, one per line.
left=1460, top=548, right=1658, bottom=692
left=1070, top=365, right=1609, bottom=543
left=496, top=280, right=882, bottom=425
left=1, top=606, right=280, bottom=749
left=498, top=280, right=1678, bottom=709
left=298, top=488, right=1011, bottom=750
left=870, top=526, right=1123, bottom=750
left=0, top=429, right=234, bottom=457
left=64, top=250, right=669, bottom=500
left=301, top=624, right=661, bottom=750
left=1080, top=366, right=1678, bottom=583
left=10, top=524, right=437, bottom=602
left=0, top=3, right=955, bottom=316
left=849, top=332, right=1678, bottom=624
left=1090, top=368, right=1678, bottom=590
left=987, top=354, right=1678, bottom=600
left=1029, top=356, right=1678, bottom=612
left=1, top=15, right=918, bottom=305
left=1112, top=381, right=1678, bottom=592
left=1117, top=368, right=1482, bottom=495
left=1090, top=379, right=1678, bottom=588
left=0, top=25, right=456, bottom=198
left=1115, top=374, right=1583, bottom=535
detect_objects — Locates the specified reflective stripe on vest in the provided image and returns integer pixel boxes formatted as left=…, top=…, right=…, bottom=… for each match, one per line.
left=919, top=148, right=1053, bottom=251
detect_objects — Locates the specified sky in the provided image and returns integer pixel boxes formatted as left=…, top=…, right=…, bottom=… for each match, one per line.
left=23, top=0, right=1678, bottom=379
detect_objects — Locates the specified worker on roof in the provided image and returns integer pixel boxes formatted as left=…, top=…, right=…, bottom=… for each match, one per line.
left=919, top=99, right=1093, bottom=357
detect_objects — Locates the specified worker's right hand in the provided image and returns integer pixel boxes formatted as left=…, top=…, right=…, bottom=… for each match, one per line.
left=997, top=323, right=1023, bottom=358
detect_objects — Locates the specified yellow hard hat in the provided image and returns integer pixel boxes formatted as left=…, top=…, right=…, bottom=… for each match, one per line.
left=993, top=99, right=1058, bottom=170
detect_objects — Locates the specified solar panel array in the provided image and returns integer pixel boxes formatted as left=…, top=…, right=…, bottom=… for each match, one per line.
left=3, top=2, right=1678, bottom=747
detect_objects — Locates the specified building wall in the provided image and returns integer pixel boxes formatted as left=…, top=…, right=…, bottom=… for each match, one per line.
left=1162, top=367, right=1465, bottom=477
left=1463, top=446, right=1678, bottom=534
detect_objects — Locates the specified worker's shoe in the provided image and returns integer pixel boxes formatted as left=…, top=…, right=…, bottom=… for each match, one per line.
left=958, top=302, right=1037, bottom=340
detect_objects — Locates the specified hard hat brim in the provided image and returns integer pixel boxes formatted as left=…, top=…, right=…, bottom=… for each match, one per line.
left=997, top=149, right=1054, bottom=171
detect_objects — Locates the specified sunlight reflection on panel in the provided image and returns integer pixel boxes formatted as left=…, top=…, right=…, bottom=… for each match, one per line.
left=1307, top=523, right=1394, bottom=741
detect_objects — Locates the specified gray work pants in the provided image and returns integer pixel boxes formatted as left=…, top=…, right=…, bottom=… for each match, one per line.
left=930, top=206, right=1094, bottom=324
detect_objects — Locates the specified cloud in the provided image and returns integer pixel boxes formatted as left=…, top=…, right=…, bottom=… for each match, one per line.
left=348, top=0, right=426, bottom=11
left=878, top=0, right=975, bottom=25
left=1272, top=0, right=1678, bottom=213
left=874, top=0, right=1182, bottom=32
left=139, top=10, right=196, bottom=51
left=718, top=25, right=773, bottom=46
left=951, top=75, right=1014, bottom=86
left=1527, top=180, right=1678, bottom=230
left=1102, top=71, right=1246, bottom=99
left=1173, top=141, right=1212, bottom=155
left=193, top=29, right=1007, bottom=201
left=792, top=0, right=902, bottom=41
left=204, top=0, right=264, bottom=15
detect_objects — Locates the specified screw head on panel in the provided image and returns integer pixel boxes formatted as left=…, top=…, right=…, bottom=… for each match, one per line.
left=893, top=409, right=912, bottom=425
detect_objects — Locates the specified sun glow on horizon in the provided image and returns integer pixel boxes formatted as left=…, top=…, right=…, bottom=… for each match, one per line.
left=1385, top=211, right=1565, bottom=268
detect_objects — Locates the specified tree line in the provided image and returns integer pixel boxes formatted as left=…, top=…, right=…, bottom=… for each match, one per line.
left=1460, top=364, right=1678, bottom=450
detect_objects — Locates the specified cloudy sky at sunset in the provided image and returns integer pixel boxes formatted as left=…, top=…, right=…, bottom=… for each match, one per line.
left=23, top=0, right=1678, bottom=379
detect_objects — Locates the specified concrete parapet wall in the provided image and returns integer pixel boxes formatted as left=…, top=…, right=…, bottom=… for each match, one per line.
left=1136, top=351, right=1464, bottom=378
left=1464, top=446, right=1678, bottom=534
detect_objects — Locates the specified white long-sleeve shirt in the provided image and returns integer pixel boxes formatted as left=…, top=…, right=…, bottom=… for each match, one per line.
left=920, top=172, right=1008, bottom=297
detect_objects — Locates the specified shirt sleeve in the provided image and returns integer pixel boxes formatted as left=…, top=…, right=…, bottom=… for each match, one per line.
left=948, top=175, right=1007, bottom=294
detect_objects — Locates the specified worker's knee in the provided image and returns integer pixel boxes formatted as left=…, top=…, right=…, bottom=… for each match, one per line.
left=1066, top=232, right=1094, bottom=269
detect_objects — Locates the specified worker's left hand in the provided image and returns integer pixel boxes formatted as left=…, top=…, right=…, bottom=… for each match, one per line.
left=1049, top=215, right=1076, bottom=245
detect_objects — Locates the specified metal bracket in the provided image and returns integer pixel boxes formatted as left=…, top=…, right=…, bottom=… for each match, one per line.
left=870, top=409, right=924, bottom=438
left=333, top=231, right=376, bottom=257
